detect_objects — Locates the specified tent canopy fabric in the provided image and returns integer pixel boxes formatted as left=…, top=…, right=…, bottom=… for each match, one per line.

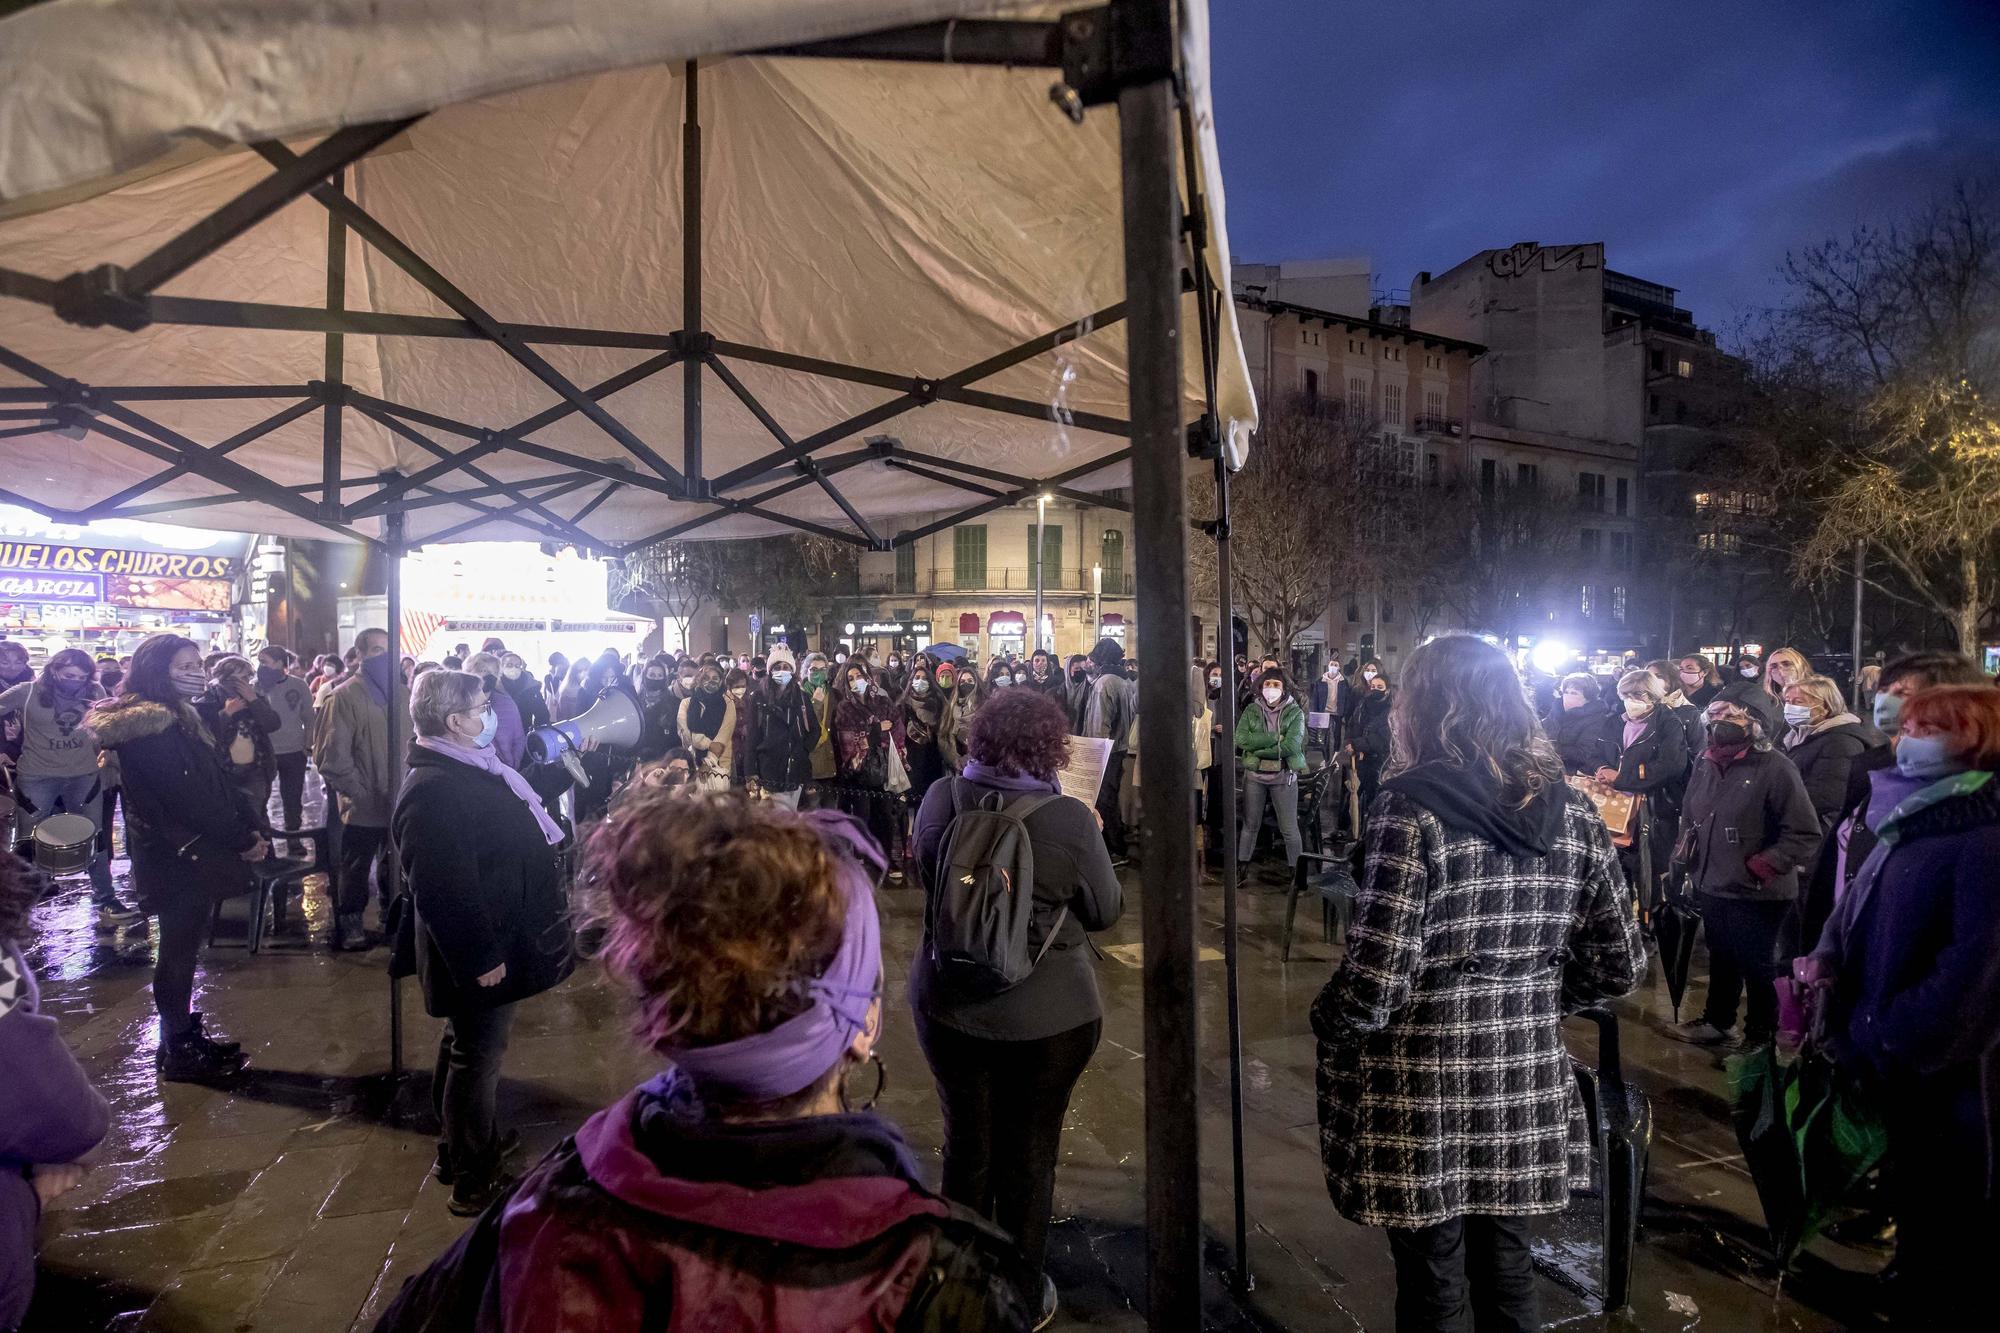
left=0, top=0, right=1255, bottom=551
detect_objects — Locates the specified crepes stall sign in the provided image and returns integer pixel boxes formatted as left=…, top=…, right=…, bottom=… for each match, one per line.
left=0, top=541, right=240, bottom=611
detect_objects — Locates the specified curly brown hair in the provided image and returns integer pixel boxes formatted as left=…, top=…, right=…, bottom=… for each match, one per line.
left=966, top=687, right=1072, bottom=782
left=582, top=789, right=847, bottom=1055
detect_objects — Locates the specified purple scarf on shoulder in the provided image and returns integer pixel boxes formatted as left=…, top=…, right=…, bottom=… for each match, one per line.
left=961, top=759, right=1060, bottom=794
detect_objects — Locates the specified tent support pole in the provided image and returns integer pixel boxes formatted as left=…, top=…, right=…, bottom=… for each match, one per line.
left=683, top=61, right=705, bottom=495
left=1117, top=10, right=1200, bottom=1324
left=384, top=508, right=407, bottom=1082
left=322, top=173, right=347, bottom=521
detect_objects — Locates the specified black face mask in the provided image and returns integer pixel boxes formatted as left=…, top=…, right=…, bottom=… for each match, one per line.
left=701, top=681, right=722, bottom=695
left=1070, top=668, right=1088, bottom=682
left=1708, top=719, right=1750, bottom=747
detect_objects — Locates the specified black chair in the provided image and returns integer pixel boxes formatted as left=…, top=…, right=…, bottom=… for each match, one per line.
left=1280, top=850, right=1359, bottom=962
left=1569, top=1006, right=1652, bottom=1312
left=1296, top=760, right=1334, bottom=856
left=209, top=825, right=330, bottom=954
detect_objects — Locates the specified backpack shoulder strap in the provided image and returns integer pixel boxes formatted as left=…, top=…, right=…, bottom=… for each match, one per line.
left=1003, top=790, right=1060, bottom=823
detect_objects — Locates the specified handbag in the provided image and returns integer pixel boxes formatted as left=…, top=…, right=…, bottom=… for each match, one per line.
left=885, top=738, right=912, bottom=795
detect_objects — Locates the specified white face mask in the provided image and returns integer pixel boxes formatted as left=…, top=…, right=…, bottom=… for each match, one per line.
left=771, top=670, right=793, bottom=686
left=1262, top=686, right=1283, bottom=705
left=1362, top=668, right=1378, bottom=681
left=502, top=666, right=523, bottom=680
left=849, top=678, right=868, bottom=695
left=1740, top=665, right=1761, bottom=678
left=912, top=678, right=930, bottom=694
left=1208, top=675, right=1221, bottom=689
left=1782, top=702, right=1813, bottom=726
left=1012, top=673, right=1027, bottom=685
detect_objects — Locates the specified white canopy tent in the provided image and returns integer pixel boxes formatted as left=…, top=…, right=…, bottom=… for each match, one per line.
left=0, top=1, right=1259, bottom=1321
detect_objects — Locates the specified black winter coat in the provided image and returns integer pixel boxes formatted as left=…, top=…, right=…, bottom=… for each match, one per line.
left=1352, top=692, right=1392, bottom=764
left=1550, top=706, right=1617, bottom=776
left=393, top=746, right=573, bottom=1018
left=746, top=683, right=818, bottom=792
left=1679, top=748, right=1820, bottom=902
left=88, top=698, right=261, bottom=911
left=1608, top=709, right=1690, bottom=797
left=1787, top=720, right=1888, bottom=831
left=193, top=688, right=280, bottom=789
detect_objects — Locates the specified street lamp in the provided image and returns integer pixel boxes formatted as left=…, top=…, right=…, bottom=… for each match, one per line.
left=1034, top=492, right=1051, bottom=654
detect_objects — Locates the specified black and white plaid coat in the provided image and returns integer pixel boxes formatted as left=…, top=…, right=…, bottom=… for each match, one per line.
left=1311, top=785, right=1645, bottom=1228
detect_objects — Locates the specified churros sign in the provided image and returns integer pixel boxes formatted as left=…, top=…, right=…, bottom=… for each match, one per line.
left=0, top=541, right=239, bottom=580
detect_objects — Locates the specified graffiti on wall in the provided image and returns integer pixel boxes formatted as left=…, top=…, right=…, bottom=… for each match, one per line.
left=1487, top=243, right=1604, bottom=279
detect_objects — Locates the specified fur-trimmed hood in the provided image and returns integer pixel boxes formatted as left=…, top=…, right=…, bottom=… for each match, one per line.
left=87, top=697, right=208, bottom=748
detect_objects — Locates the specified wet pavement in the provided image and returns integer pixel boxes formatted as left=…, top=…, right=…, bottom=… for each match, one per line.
left=19, top=785, right=1890, bottom=1331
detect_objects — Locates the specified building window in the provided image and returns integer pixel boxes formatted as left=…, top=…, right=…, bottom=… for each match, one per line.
left=1649, top=348, right=1665, bottom=373
left=1035, top=522, right=1062, bottom=586
left=1611, top=586, right=1628, bottom=622
left=953, top=525, right=987, bottom=588
left=1580, top=584, right=1595, bottom=617
left=1480, top=458, right=1497, bottom=495
left=1579, top=528, right=1601, bottom=557
left=1381, top=600, right=1395, bottom=624
left=1346, top=601, right=1359, bottom=623
left=1349, top=338, right=1363, bottom=355
left=894, top=541, right=916, bottom=594
left=1578, top=471, right=1606, bottom=511
left=1301, top=328, right=1321, bottom=347
left=1385, top=346, right=1403, bottom=363
left=1426, top=452, right=1441, bottom=485
left=1424, top=388, right=1443, bottom=420
left=1397, top=441, right=1417, bottom=478
left=1615, top=477, right=1629, bottom=516
left=1610, top=531, right=1631, bottom=565
left=1100, top=528, right=1124, bottom=587
left=1697, top=531, right=1742, bottom=556
left=1648, top=393, right=1661, bottom=416
left=1383, top=383, right=1404, bottom=428
left=1676, top=358, right=1693, bottom=378
left=1347, top=376, right=1369, bottom=420
left=1302, top=368, right=1319, bottom=407
left=1517, top=462, right=1539, bottom=488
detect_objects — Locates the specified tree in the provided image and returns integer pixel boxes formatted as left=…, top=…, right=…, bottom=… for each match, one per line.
left=1450, top=478, right=1579, bottom=646
left=1761, top=180, right=2000, bottom=655
left=615, top=534, right=863, bottom=650
left=613, top=541, right=720, bottom=648
left=1189, top=394, right=1372, bottom=658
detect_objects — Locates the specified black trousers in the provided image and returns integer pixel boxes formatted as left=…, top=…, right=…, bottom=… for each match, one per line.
left=1386, top=1213, right=1538, bottom=1333
left=433, top=1003, right=517, bottom=1183
left=1698, top=893, right=1792, bottom=1037
left=1887, top=1101, right=1998, bottom=1328
left=272, top=750, right=308, bottom=834
left=337, top=822, right=393, bottom=916
left=1096, top=750, right=1127, bottom=856
left=915, top=1015, right=1101, bottom=1273
left=153, top=888, right=212, bottom=1033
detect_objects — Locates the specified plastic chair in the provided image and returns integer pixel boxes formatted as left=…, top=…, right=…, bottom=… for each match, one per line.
left=209, top=825, right=329, bottom=954
left=1280, top=850, right=1358, bottom=962
left=1569, top=1006, right=1652, bottom=1312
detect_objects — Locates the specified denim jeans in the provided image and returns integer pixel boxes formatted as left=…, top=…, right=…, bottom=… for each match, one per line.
left=16, top=771, right=117, bottom=904
left=1239, top=775, right=1301, bottom=867
left=1386, top=1213, right=1538, bottom=1333
left=433, top=1003, right=517, bottom=1182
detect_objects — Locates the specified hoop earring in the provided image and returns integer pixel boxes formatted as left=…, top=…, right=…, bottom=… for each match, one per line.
left=841, top=1052, right=887, bottom=1112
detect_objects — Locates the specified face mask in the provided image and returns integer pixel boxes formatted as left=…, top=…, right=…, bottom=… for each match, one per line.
left=833, top=655, right=847, bottom=666
left=1782, top=703, right=1813, bottom=726
left=1370, top=683, right=1387, bottom=695
left=959, top=679, right=975, bottom=694
left=912, top=678, right=930, bottom=695
left=1362, top=668, right=1378, bottom=681
left=100, top=670, right=123, bottom=692
left=1261, top=686, right=1283, bottom=705
left=644, top=674, right=666, bottom=689
left=1209, top=675, right=1221, bottom=689
left=257, top=665, right=285, bottom=689
left=1707, top=719, right=1750, bottom=747
left=849, top=678, right=868, bottom=695
left=1895, top=733, right=1964, bottom=782
left=1623, top=698, right=1651, bottom=718
left=771, top=670, right=793, bottom=686
left=718, top=658, right=734, bottom=671
left=171, top=669, right=207, bottom=699
left=1071, top=668, right=1088, bottom=681
left=888, top=659, right=902, bottom=671
left=52, top=674, right=89, bottom=696
left=701, top=681, right=722, bottom=695
left=502, top=666, right=523, bottom=681
left=1873, top=691, right=1903, bottom=736
left=678, top=676, right=696, bottom=691
left=471, top=708, right=498, bottom=749
left=1012, top=673, right=1028, bottom=685
left=1740, top=665, right=1761, bottom=678
left=1562, top=693, right=1587, bottom=711
left=1679, top=669, right=1702, bottom=687
left=809, top=669, right=827, bottom=690
left=729, top=686, right=746, bottom=699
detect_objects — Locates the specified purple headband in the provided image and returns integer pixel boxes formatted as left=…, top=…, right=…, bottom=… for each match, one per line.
left=661, top=809, right=885, bottom=1103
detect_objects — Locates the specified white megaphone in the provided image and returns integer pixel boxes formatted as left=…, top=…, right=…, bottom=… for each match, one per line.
left=527, top=684, right=642, bottom=785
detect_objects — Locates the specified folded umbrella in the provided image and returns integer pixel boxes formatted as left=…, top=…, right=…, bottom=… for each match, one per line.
left=1728, top=1043, right=1888, bottom=1268
left=1654, top=898, right=1700, bottom=1021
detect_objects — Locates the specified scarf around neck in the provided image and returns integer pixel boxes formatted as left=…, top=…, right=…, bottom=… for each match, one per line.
left=415, top=736, right=564, bottom=844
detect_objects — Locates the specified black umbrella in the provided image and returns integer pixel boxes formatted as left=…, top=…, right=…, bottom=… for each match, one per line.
left=1654, top=897, right=1701, bottom=1021
left=1728, top=1042, right=1888, bottom=1268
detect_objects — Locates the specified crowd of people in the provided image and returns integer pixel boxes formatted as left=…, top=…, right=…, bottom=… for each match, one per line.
left=0, top=621, right=1994, bottom=1329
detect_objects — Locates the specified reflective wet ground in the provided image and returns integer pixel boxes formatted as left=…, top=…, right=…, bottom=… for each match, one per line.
left=21, top=793, right=1888, bottom=1331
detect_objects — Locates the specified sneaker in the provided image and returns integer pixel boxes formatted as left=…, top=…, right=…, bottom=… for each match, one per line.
left=1032, top=1276, right=1058, bottom=1332
left=334, top=913, right=373, bottom=952
left=1667, top=1020, right=1733, bottom=1046
left=96, top=899, right=144, bottom=927
left=447, top=1170, right=513, bottom=1218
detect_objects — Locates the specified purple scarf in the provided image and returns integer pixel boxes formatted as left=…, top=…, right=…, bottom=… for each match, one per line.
left=359, top=652, right=395, bottom=708
left=414, top=736, right=564, bottom=844
left=961, top=759, right=1061, bottom=794
left=663, top=810, right=886, bottom=1102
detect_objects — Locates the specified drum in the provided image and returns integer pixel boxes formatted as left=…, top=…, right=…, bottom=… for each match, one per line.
left=33, top=812, right=97, bottom=876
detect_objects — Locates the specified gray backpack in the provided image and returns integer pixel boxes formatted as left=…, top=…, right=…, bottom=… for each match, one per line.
left=929, top=780, right=1066, bottom=996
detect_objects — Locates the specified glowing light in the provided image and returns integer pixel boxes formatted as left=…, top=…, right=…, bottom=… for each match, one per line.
left=1529, top=639, right=1574, bottom=675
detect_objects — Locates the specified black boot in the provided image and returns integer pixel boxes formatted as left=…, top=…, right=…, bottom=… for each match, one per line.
left=158, top=1018, right=246, bottom=1082
left=187, top=1011, right=241, bottom=1057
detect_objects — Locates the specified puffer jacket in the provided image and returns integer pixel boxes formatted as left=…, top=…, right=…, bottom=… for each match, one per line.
left=371, top=1073, right=1037, bottom=1332
left=1550, top=705, right=1617, bottom=776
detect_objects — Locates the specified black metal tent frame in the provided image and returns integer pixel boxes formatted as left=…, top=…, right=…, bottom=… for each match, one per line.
left=0, top=2, right=1252, bottom=1324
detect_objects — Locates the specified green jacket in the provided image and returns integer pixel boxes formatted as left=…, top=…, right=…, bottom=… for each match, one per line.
left=1235, top=699, right=1306, bottom=776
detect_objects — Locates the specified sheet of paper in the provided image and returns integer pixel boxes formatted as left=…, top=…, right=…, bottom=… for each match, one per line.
left=1057, top=735, right=1113, bottom=805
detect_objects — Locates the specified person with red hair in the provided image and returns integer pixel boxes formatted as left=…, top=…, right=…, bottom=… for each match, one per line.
left=1801, top=683, right=2000, bottom=1326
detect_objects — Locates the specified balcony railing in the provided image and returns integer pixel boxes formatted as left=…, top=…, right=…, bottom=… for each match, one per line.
left=1412, top=414, right=1463, bottom=436
left=864, top=566, right=1138, bottom=596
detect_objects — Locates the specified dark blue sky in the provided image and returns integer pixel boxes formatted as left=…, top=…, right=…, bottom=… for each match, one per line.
left=1210, top=0, right=2000, bottom=343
